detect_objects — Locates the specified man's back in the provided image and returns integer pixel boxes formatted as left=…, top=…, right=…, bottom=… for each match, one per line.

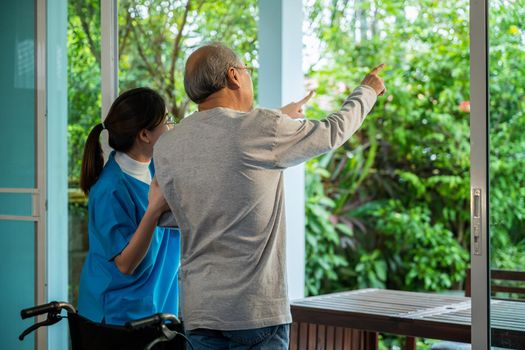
left=155, top=107, right=292, bottom=331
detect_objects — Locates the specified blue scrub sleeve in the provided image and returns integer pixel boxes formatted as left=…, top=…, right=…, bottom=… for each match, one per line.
left=93, top=189, right=138, bottom=261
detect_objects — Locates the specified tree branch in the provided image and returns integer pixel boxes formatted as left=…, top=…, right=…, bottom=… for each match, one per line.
left=130, top=19, right=164, bottom=90
left=174, top=98, right=191, bottom=120
left=152, top=13, right=169, bottom=78
left=168, top=0, right=193, bottom=90
left=119, top=7, right=133, bottom=55
left=167, top=0, right=203, bottom=117
left=74, top=0, right=100, bottom=65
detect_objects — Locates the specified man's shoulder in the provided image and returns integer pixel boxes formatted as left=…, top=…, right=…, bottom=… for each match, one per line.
left=239, top=108, right=285, bottom=128
left=251, top=107, right=282, bottom=118
left=195, top=107, right=282, bottom=120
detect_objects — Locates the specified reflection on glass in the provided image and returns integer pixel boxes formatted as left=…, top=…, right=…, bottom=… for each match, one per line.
left=15, top=39, right=34, bottom=89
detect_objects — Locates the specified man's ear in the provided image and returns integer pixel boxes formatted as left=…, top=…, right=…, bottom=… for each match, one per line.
left=137, top=129, right=151, bottom=144
left=226, top=67, right=241, bottom=89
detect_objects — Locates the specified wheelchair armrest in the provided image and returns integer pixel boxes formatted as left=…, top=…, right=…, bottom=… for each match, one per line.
left=126, top=313, right=180, bottom=330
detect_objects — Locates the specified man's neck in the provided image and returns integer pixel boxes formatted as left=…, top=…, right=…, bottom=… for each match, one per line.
left=198, top=90, right=249, bottom=112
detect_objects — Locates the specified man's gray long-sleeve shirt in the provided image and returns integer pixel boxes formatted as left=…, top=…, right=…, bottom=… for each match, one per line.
left=153, top=85, right=377, bottom=331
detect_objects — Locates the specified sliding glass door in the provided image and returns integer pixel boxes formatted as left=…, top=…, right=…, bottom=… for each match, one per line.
left=471, top=0, right=525, bottom=347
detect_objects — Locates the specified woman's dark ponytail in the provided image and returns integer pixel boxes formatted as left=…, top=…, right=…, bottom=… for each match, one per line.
left=80, top=123, right=105, bottom=195
left=80, top=87, right=166, bottom=195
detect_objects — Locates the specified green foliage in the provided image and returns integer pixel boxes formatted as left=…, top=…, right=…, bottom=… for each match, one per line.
left=67, top=0, right=102, bottom=183
left=118, top=0, right=258, bottom=118
left=305, top=157, right=350, bottom=295
left=369, top=200, right=468, bottom=290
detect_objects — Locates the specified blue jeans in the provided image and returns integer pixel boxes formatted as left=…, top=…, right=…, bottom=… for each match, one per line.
left=185, top=324, right=290, bottom=350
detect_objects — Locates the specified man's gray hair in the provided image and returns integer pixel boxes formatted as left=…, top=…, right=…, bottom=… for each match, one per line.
left=184, top=43, right=243, bottom=103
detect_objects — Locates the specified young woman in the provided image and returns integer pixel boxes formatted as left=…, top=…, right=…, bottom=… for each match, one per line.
left=77, top=87, right=180, bottom=326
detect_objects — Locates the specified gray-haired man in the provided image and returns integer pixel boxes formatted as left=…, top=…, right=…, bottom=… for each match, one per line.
left=154, top=42, right=385, bottom=349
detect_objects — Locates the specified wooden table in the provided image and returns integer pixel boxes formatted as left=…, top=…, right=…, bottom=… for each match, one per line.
left=290, top=288, right=525, bottom=349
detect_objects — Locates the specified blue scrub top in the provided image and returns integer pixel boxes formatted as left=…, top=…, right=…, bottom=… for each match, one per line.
left=78, top=152, right=181, bottom=325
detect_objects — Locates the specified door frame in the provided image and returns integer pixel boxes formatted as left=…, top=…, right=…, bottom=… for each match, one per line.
left=470, top=0, right=490, bottom=348
left=36, top=0, right=47, bottom=347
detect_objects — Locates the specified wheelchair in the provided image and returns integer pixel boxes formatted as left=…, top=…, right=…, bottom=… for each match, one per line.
left=19, top=301, right=193, bottom=350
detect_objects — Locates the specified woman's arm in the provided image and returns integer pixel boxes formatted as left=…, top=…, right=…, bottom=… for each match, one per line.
left=114, top=178, right=168, bottom=275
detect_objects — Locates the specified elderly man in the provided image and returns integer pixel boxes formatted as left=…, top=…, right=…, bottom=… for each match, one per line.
left=154, top=42, right=385, bottom=349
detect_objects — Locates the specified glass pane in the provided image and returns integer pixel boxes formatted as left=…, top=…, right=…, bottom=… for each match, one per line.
left=0, top=0, right=35, bottom=188
left=67, top=0, right=101, bottom=307
left=303, top=0, right=470, bottom=347
left=489, top=0, right=525, bottom=347
left=0, top=221, right=35, bottom=350
left=0, top=193, right=34, bottom=217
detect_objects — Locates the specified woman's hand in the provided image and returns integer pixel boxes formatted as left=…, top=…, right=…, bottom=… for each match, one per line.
left=148, top=178, right=169, bottom=215
left=280, top=91, right=314, bottom=118
left=115, top=177, right=169, bottom=275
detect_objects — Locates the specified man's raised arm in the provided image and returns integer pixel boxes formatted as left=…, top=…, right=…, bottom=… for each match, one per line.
left=271, top=64, right=386, bottom=169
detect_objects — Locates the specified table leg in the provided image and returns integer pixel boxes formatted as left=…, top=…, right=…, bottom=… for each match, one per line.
left=403, top=336, right=416, bottom=350
left=364, top=331, right=378, bottom=350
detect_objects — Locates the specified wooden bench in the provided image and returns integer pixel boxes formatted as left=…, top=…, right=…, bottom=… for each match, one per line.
left=465, top=268, right=525, bottom=300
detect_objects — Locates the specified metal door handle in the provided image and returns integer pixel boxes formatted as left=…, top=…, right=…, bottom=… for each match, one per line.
left=472, top=188, right=482, bottom=255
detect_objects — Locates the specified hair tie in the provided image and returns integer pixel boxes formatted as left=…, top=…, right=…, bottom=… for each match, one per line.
left=101, top=122, right=106, bottom=130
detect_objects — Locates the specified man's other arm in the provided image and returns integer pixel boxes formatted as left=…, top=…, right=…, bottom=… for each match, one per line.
left=271, top=64, right=386, bottom=169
